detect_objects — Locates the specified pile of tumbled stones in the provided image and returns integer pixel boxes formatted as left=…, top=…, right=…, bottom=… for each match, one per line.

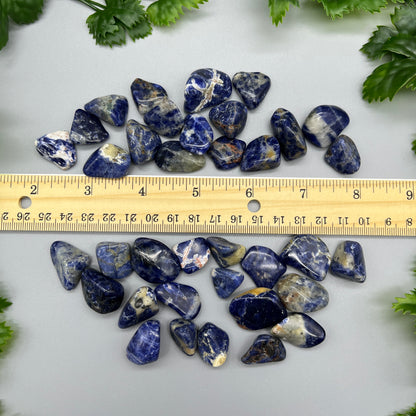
left=35, top=69, right=361, bottom=176
left=51, top=235, right=366, bottom=367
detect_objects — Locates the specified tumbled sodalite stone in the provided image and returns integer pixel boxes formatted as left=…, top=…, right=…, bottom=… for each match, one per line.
left=155, top=282, right=201, bottom=320
left=271, top=313, right=325, bottom=348
left=131, top=237, right=181, bottom=284
left=232, top=71, right=271, bottom=110
left=154, top=141, right=206, bottom=173
left=96, top=242, right=132, bottom=280
left=240, top=135, right=281, bottom=172
left=241, top=334, right=286, bottom=365
left=324, top=134, right=361, bottom=174
left=184, top=68, right=232, bottom=113
left=208, top=137, right=246, bottom=170
left=84, top=95, right=128, bottom=127
left=211, top=268, right=244, bottom=299
left=280, top=235, right=331, bottom=281
left=50, top=241, right=90, bottom=290
left=271, top=108, right=307, bottom=160
left=302, top=105, right=349, bottom=147
left=69, top=109, right=109, bottom=144
left=35, top=130, right=77, bottom=170
left=81, top=268, right=124, bottom=314
left=179, top=114, right=213, bottom=155
left=130, top=78, right=168, bottom=113
left=229, top=288, right=287, bottom=330
left=83, top=143, right=131, bottom=178
left=170, top=318, right=197, bottom=356
left=126, top=119, right=161, bottom=164
left=197, top=322, right=229, bottom=367
left=241, top=245, right=287, bottom=289
left=208, top=100, right=248, bottom=139
left=330, top=241, right=366, bottom=283
left=118, top=286, right=159, bottom=329
left=276, top=273, right=329, bottom=313
left=172, top=237, right=210, bottom=274
left=206, top=236, right=246, bottom=268
left=126, top=320, right=160, bottom=365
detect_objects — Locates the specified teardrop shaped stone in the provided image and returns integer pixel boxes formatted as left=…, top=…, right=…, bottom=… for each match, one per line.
left=70, top=109, right=109, bottom=144
left=206, top=236, right=246, bottom=268
left=197, top=322, right=229, bottom=367
left=130, top=78, right=169, bottom=114
left=232, top=71, right=271, bottom=110
left=324, top=134, right=361, bottom=174
left=211, top=268, right=244, bottom=299
left=126, top=320, right=160, bottom=365
left=172, top=237, right=210, bottom=274
left=208, top=137, right=246, bottom=170
left=84, top=95, right=128, bottom=127
left=240, top=135, right=281, bottom=172
left=96, top=241, right=132, bottom=280
left=170, top=318, right=197, bottom=356
left=208, top=100, right=248, bottom=139
left=241, top=334, right=286, bottom=364
left=329, top=240, right=366, bottom=283
left=179, top=114, right=213, bottom=155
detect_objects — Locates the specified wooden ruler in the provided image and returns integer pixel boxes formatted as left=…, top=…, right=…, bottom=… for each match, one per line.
left=0, top=174, right=415, bottom=236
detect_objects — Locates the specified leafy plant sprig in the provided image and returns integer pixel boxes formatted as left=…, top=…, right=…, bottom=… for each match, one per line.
left=0, top=294, right=13, bottom=354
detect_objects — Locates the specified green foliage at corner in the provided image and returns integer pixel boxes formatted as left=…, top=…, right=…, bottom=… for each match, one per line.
left=147, top=0, right=208, bottom=26
left=394, top=402, right=416, bottom=416
left=0, top=294, right=13, bottom=353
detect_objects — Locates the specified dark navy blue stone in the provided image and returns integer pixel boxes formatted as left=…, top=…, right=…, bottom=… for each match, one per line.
left=170, top=318, right=197, bottom=356
left=130, top=78, right=168, bottom=114
left=83, top=144, right=131, bottom=178
left=155, top=282, right=201, bottom=320
left=241, top=334, right=286, bottom=365
left=302, top=105, right=349, bottom=147
left=126, top=119, right=162, bottom=164
left=179, top=114, right=214, bottom=155
left=241, top=245, right=287, bottom=289
left=208, top=137, right=246, bottom=170
left=197, top=322, right=229, bottom=367
left=271, top=108, right=307, bottom=160
left=324, top=134, right=361, bottom=174
left=126, top=320, right=160, bottom=365
left=206, top=236, right=246, bottom=268
left=81, top=268, right=124, bottom=314
left=240, top=135, right=281, bottom=172
left=232, top=71, right=271, bottom=110
left=131, top=238, right=181, bottom=284
left=172, top=237, right=210, bottom=274
left=211, top=268, right=244, bottom=299
left=84, top=95, right=128, bottom=127
left=330, top=240, right=366, bottom=283
left=50, top=241, right=90, bottom=290
left=184, top=68, right=232, bottom=113
left=208, top=100, right=248, bottom=139
left=280, top=235, right=331, bottom=281
left=70, top=109, right=109, bottom=145
left=229, top=288, right=287, bottom=330
left=96, top=242, right=132, bottom=280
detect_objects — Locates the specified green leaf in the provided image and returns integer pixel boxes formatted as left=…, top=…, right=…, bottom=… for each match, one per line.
left=146, top=0, right=208, bottom=27
left=104, top=0, right=146, bottom=28
left=393, top=288, right=416, bottom=315
left=0, top=296, right=12, bottom=314
left=86, top=9, right=124, bottom=46
left=0, top=1, right=9, bottom=51
left=317, top=0, right=389, bottom=19
left=412, top=139, right=416, bottom=154
left=268, top=0, right=299, bottom=26
left=360, top=25, right=398, bottom=60
left=394, top=402, right=416, bottom=416
left=383, top=33, right=416, bottom=58
left=0, top=321, right=13, bottom=353
left=125, top=15, right=152, bottom=41
left=391, top=2, right=416, bottom=35
left=6, top=0, right=44, bottom=25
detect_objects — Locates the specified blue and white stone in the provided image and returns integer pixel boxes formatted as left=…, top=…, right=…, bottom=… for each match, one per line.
left=302, top=105, right=350, bottom=147
left=208, top=100, right=248, bottom=139
left=241, top=245, right=287, bottom=289
left=241, top=334, right=286, bottom=365
left=271, top=313, right=326, bottom=348
left=155, top=282, right=201, bottom=320
left=81, top=268, right=124, bottom=314
left=330, top=240, right=366, bottom=283
left=131, top=237, right=181, bottom=284
left=130, top=78, right=169, bottom=114
left=179, top=114, right=214, bottom=155
left=35, top=130, right=77, bottom=170
left=240, top=135, right=281, bottom=172
left=83, top=143, right=131, bottom=178
left=229, top=288, right=287, bottom=330
left=271, top=108, right=307, bottom=160
left=118, top=286, right=159, bottom=329
left=280, top=235, right=331, bottom=281
left=206, top=236, right=246, bottom=268
left=184, top=68, right=232, bottom=113
left=126, top=320, right=160, bottom=365
left=126, top=119, right=161, bottom=164
left=211, top=268, right=244, bottom=299
left=172, top=237, right=210, bottom=274
left=84, top=95, right=128, bottom=127
left=197, top=322, right=229, bottom=367
left=170, top=318, right=197, bottom=356
left=69, top=109, right=109, bottom=144
left=96, top=242, right=132, bottom=280
left=276, top=273, right=329, bottom=313
left=324, top=134, right=361, bottom=174
left=208, top=137, right=246, bottom=170
left=50, top=241, right=90, bottom=290
left=232, top=71, right=271, bottom=110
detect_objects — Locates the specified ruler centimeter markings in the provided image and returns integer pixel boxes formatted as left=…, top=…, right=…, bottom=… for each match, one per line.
left=0, top=174, right=415, bottom=236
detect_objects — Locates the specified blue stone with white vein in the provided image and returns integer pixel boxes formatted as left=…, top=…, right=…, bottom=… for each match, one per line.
left=324, top=134, right=361, bottom=174
left=180, top=114, right=214, bottom=155
left=208, top=100, right=248, bottom=139
left=126, top=320, right=160, bottom=365
left=330, top=240, right=366, bottom=283
left=241, top=334, right=286, bottom=365
left=206, top=236, right=246, bottom=268
left=232, top=71, right=271, bottom=110
left=96, top=242, right=132, bottom=280
left=172, top=237, right=210, bottom=274
left=197, top=322, right=229, bottom=367
left=240, top=135, right=281, bottom=172
left=211, top=268, right=244, bottom=299
left=126, top=119, right=161, bottom=164
left=208, top=137, right=246, bottom=170
left=84, top=95, right=128, bottom=127
left=170, top=318, right=197, bottom=356
left=70, top=109, right=109, bottom=144
left=130, top=78, right=169, bottom=114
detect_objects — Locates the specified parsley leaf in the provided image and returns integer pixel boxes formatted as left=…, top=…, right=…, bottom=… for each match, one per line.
left=383, top=34, right=416, bottom=58
left=0, top=296, right=12, bottom=314
left=0, top=1, right=9, bottom=51
left=412, top=139, right=416, bottom=154
left=391, top=1, right=416, bottom=35
left=361, top=26, right=398, bottom=60
left=394, top=402, right=416, bottom=416
left=393, top=288, right=416, bottom=315
left=0, top=321, right=13, bottom=353
left=268, top=0, right=299, bottom=26
left=6, top=0, right=44, bottom=25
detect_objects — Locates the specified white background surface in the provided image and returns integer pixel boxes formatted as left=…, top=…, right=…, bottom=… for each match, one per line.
left=0, top=1, right=416, bottom=415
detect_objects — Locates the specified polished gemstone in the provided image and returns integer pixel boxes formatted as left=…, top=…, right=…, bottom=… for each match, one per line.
left=69, top=109, right=109, bottom=144
left=197, top=322, right=229, bottom=367
left=241, top=245, right=287, bottom=288
left=172, top=237, right=210, bottom=274
left=232, top=71, right=271, bottom=110
left=324, top=134, right=361, bottom=174
left=130, top=78, right=168, bottom=114
left=329, top=240, right=366, bottom=283
left=126, top=320, right=160, bottom=365
left=50, top=241, right=90, bottom=290
left=211, top=268, right=244, bottom=299
left=84, top=95, right=128, bottom=127
left=179, top=114, right=213, bottom=155
left=240, top=135, right=281, bottom=172
left=170, top=318, right=197, bottom=356
left=241, top=334, right=286, bottom=365
left=208, top=137, right=246, bottom=170
left=131, top=237, right=181, bottom=284
left=229, top=288, right=287, bottom=330
left=206, top=236, right=246, bottom=268
left=126, top=119, right=161, bottom=164
left=208, top=100, right=248, bottom=139
left=96, top=242, right=132, bottom=280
